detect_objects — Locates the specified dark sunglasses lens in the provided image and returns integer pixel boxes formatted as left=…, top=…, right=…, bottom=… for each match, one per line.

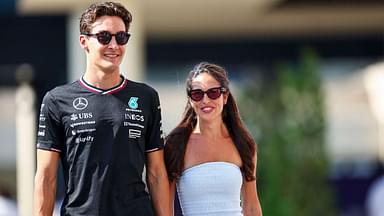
left=116, top=32, right=130, bottom=45
left=190, top=90, right=204, bottom=101
left=206, top=88, right=222, bottom=100
left=97, top=32, right=112, bottom=45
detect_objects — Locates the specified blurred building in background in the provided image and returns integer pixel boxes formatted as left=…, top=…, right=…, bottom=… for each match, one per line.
left=1, top=0, right=384, bottom=215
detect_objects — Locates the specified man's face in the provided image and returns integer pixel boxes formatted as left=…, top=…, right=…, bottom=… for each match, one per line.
left=80, top=16, right=127, bottom=73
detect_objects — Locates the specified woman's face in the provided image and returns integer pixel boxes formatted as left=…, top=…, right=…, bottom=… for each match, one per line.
left=189, top=72, right=228, bottom=123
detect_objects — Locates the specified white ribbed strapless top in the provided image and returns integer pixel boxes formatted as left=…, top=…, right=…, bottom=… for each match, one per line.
left=176, top=162, right=243, bottom=216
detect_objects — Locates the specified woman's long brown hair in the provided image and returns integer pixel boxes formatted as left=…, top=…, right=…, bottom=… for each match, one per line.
left=164, top=62, right=257, bottom=182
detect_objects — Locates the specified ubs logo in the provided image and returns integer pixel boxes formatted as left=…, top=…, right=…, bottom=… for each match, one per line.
left=73, top=97, right=88, bottom=110
left=70, top=113, right=93, bottom=121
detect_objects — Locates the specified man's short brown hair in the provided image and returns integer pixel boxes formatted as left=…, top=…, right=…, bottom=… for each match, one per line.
left=80, top=1, right=132, bottom=33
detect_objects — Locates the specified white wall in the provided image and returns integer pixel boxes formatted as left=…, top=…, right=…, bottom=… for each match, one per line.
left=0, top=88, right=17, bottom=169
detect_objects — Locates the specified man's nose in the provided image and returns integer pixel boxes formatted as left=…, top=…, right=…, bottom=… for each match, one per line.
left=108, top=36, right=119, bottom=48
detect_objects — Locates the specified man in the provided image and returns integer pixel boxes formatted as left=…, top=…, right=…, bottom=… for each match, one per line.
left=33, top=2, right=170, bottom=215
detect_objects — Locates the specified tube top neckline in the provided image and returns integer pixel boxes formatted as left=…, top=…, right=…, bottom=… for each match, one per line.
left=182, top=161, right=240, bottom=175
left=177, top=161, right=243, bottom=215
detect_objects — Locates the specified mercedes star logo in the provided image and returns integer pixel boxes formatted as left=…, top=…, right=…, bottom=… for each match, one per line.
left=73, top=97, right=88, bottom=110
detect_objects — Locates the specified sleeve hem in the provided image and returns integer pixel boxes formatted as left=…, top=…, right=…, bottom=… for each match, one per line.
left=145, top=147, right=163, bottom=153
left=37, top=145, right=62, bottom=153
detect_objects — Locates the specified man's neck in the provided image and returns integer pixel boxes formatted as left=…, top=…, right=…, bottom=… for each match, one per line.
left=83, top=69, right=122, bottom=90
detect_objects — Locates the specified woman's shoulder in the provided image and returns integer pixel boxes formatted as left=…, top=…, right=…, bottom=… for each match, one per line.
left=165, top=127, right=189, bottom=147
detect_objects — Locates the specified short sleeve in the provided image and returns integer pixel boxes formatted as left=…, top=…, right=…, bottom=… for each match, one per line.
left=145, top=90, right=164, bottom=153
left=36, top=91, right=65, bottom=153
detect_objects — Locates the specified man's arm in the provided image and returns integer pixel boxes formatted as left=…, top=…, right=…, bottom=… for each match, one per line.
left=34, top=149, right=60, bottom=216
left=146, top=149, right=171, bottom=216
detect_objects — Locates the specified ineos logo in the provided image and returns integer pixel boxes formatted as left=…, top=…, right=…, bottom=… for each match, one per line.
left=73, top=97, right=88, bottom=110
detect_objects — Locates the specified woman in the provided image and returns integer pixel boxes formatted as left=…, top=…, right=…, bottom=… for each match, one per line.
left=164, top=62, right=262, bottom=216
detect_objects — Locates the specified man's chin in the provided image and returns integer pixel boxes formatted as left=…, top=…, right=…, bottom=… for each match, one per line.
left=102, top=60, right=121, bottom=70
left=100, top=64, right=120, bottom=74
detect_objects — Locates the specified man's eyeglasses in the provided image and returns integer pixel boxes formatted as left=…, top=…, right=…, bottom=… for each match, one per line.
left=82, top=31, right=130, bottom=45
left=188, top=87, right=227, bottom=102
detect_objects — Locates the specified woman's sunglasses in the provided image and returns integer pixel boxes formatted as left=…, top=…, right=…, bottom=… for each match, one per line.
left=188, top=87, right=227, bottom=102
left=82, top=31, right=130, bottom=45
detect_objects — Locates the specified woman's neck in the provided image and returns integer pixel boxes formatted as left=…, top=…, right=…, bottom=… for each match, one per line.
left=194, top=119, right=229, bottom=140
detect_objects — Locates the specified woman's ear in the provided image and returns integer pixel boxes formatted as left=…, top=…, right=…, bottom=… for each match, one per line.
left=223, top=93, right=229, bottom=105
left=189, top=97, right=193, bottom=107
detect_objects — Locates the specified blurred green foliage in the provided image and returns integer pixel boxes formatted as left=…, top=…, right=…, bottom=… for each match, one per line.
left=239, top=48, right=336, bottom=216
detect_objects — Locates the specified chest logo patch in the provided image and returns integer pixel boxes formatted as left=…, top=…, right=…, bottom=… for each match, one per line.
left=73, top=97, right=88, bottom=110
left=128, top=97, right=139, bottom=109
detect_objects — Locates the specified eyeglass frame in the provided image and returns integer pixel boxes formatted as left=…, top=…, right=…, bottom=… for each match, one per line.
left=187, top=87, right=227, bottom=102
left=81, top=31, right=131, bottom=45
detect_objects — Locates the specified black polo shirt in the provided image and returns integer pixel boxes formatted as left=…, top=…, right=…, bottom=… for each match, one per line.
left=37, top=76, right=164, bottom=215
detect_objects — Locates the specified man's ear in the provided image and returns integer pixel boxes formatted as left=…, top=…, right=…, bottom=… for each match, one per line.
left=79, top=35, right=89, bottom=52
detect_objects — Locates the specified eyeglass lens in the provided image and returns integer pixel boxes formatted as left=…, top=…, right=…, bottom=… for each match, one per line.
left=189, top=87, right=225, bottom=101
left=86, top=31, right=130, bottom=45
